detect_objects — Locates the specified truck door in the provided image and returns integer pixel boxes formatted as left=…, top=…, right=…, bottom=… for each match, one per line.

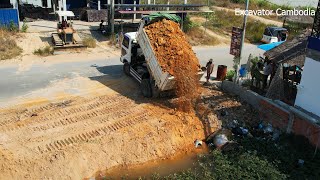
left=120, top=35, right=131, bottom=63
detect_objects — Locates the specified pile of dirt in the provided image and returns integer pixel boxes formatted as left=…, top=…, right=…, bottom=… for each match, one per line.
left=145, top=19, right=201, bottom=112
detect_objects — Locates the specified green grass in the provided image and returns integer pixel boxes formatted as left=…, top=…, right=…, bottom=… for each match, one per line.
left=159, top=134, right=320, bottom=180
left=33, top=46, right=54, bottom=56
left=205, top=10, right=271, bottom=43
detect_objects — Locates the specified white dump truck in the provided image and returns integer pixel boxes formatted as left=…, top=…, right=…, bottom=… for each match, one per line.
left=120, top=14, right=204, bottom=97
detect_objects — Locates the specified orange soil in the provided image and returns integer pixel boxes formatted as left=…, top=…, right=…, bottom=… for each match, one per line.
left=145, top=19, right=201, bottom=112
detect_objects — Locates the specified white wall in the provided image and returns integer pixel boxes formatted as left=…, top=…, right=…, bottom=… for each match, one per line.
left=295, top=57, right=320, bottom=117
left=10, top=0, right=52, bottom=8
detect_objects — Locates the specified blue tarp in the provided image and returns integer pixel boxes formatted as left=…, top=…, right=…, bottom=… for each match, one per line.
left=0, top=9, right=19, bottom=28
left=258, top=41, right=284, bottom=51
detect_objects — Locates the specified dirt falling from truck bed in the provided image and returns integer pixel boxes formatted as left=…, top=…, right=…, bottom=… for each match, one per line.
left=145, top=19, right=200, bottom=112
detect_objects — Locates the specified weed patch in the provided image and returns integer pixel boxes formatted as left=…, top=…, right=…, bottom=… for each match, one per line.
left=0, top=29, right=22, bottom=60
left=161, top=134, right=320, bottom=179
left=206, top=10, right=272, bottom=43
left=33, top=46, right=54, bottom=56
left=186, top=27, right=220, bottom=46
left=83, top=37, right=97, bottom=48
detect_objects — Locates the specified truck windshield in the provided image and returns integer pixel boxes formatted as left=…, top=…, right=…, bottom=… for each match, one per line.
left=123, top=36, right=130, bottom=48
left=264, top=28, right=272, bottom=36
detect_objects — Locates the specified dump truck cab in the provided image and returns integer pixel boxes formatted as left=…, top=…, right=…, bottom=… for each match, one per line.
left=120, top=32, right=151, bottom=84
left=261, top=27, right=288, bottom=44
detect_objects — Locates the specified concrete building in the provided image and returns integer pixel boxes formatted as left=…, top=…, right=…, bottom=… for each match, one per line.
left=9, top=0, right=52, bottom=8
left=295, top=37, right=320, bottom=117
left=295, top=1, right=320, bottom=117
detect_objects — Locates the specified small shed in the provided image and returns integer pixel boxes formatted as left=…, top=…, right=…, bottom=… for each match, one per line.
left=0, top=8, right=19, bottom=28
left=265, top=30, right=311, bottom=104
left=264, top=30, right=311, bottom=66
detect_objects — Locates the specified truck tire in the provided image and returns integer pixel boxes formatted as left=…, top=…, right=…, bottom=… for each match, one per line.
left=123, top=62, right=130, bottom=76
left=141, top=79, right=152, bottom=98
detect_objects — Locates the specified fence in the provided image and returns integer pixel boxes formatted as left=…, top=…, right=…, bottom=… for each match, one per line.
left=0, top=9, right=19, bottom=28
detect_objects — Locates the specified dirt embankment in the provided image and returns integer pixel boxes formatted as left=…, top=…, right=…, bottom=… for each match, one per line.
left=145, top=19, right=201, bottom=112
left=0, top=30, right=22, bottom=60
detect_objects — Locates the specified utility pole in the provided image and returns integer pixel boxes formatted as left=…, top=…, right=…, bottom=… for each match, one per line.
left=58, top=0, right=62, bottom=22
left=133, top=0, right=136, bottom=20
left=111, top=0, right=114, bottom=34
left=63, top=0, right=67, bottom=20
left=236, top=0, right=249, bottom=83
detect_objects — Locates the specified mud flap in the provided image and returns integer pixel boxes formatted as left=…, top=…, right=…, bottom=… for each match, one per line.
left=123, top=62, right=131, bottom=76
left=141, top=79, right=152, bottom=98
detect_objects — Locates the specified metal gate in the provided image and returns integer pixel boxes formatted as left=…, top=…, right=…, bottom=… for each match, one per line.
left=0, top=9, right=19, bottom=28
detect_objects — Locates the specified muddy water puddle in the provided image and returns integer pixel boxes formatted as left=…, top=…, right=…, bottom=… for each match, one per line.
left=90, top=145, right=209, bottom=180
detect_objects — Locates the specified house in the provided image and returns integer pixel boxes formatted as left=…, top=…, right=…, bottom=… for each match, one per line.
left=264, top=30, right=310, bottom=104
left=295, top=34, right=320, bottom=117
left=9, top=0, right=52, bottom=8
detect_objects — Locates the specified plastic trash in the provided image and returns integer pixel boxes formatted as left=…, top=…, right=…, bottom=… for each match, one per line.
left=263, top=123, right=273, bottom=133
left=232, top=127, right=249, bottom=136
left=298, top=159, right=304, bottom=167
left=214, top=134, right=228, bottom=148
left=194, top=139, right=203, bottom=148
left=272, top=130, right=280, bottom=141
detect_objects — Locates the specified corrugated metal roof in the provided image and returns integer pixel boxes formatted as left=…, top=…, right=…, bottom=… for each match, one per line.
left=264, top=30, right=311, bottom=65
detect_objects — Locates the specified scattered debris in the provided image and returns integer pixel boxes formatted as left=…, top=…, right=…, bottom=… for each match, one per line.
left=214, top=134, right=229, bottom=148
left=232, top=126, right=249, bottom=136
left=194, top=139, right=203, bottom=148
left=298, top=159, right=305, bottom=167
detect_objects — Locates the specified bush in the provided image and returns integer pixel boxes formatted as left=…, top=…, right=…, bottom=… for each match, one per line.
left=226, top=70, right=235, bottom=81
left=183, top=15, right=200, bottom=33
left=33, top=46, right=54, bottom=56
left=230, top=0, right=246, bottom=3
left=242, top=79, right=251, bottom=87
left=246, top=21, right=270, bottom=43
left=83, top=37, right=97, bottom=48
left=21, top=20, right=28, bottom=33
left=8, top=21, right=19, bottom=32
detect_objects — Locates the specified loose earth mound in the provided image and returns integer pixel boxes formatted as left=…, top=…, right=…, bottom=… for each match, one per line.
left=145, top=19, right=201, bottom=112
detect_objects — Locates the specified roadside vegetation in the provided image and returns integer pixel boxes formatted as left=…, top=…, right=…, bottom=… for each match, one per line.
left=158, top=134, right=320, bottom=179
left=83, top=36, right=97, bottom=48
left=0, top=24, right=22, bottom=60
left=199, top=10, right=272, bottom=43
left=212, top=0, right=293, bottom=11
left=33, top=46, right=54, bottom=56
left=184, top=16, right=220, bottom=46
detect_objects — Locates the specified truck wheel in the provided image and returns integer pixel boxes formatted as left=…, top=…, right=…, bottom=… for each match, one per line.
left=123, top=62, right=130, bottom=76
left=141, top=79, right=152, bottom=98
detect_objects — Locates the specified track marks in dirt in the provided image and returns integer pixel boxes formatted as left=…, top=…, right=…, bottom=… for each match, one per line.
left=0, top=94, right=157, bottom=155
left=0, top=95, right=132, bottom=132
left=37, top=110, right=152, bottom=154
